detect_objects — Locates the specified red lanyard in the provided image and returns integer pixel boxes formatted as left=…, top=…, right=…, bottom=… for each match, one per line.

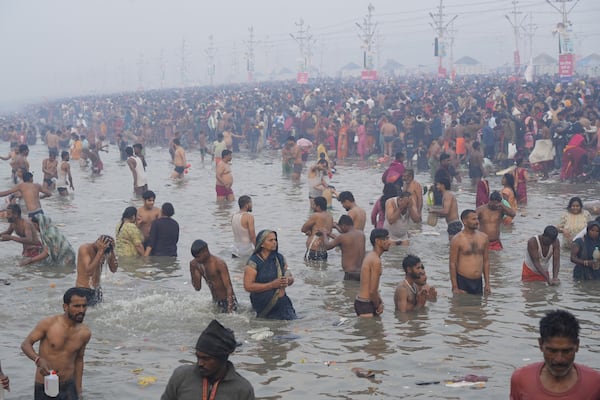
left=202, top=377, right=221, bottom=400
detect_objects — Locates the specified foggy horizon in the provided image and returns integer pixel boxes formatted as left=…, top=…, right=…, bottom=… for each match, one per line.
left=1, top=0, right=598, bottom=111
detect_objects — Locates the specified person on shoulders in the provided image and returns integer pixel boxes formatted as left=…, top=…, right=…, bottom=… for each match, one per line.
left=510, top=309, right=600, bottom=399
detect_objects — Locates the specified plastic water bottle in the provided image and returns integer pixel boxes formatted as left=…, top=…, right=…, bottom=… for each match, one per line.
left=44, top=370, right=59, bottom=397
left=593, top=247, right=600, bottom=270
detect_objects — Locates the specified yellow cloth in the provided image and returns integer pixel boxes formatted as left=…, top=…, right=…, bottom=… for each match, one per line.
left=115, top=221, right=144, bottom=256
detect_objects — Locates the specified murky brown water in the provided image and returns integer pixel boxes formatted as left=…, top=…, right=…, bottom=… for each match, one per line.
left=0, top=143, right=599, bottom=399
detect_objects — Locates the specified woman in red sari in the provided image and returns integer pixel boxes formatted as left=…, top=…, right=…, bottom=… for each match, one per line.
left=560, top=133, right=587, bottom=181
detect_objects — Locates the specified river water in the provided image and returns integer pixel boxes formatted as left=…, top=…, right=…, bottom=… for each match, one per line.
left=0, top=142, right=599, bottom=399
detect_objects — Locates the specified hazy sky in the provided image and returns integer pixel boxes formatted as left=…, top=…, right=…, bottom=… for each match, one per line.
left=0, top=0, right=598, bottom=109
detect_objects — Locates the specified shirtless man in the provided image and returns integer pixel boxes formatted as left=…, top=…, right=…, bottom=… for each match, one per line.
left=0, top=204, right=43, bottom=258
left=468, top=141, right=485, bottom=186
left=21, top=287, right=91, bottom=400
left=12, top=144, right=30, bottom=183
left=288, top=136, right=304, bottom=182
left=215, top=149, right=234, bottom=202
left=281, top=136, right=296, bottom=175
left=394, top=254, right=429, bottom=312
left=355, top=229, right=391, bottom=317
left=476, top=191, right=516, bottom=250
left=337, top=191, right=367, bottom=231
left=380, top=117, right=398, bottom=157
left=323, top=215, right=366, bottom=281
left=57, top=151, right=74, bottom=196
left=0, top=172, right=52, bottom=218
left=137, top=190, right=161, bottom=247
left=42, top=151, right=59, bottom=192
left=429, top=176, right=461, bottom=241
left=189, top=240, right=237, bottom=313
left=402, top=168, right=423, bottom=217
left=301, top=196, right=334, bottom=261
left=170, top=138, right=187, bottom=179
left=449, top=209, right=491, bottom=295
left=231, top=195, right=256, bottom=258
left=75, top=235, right=119, bottom=306
left=45, top=129, right=60, bottom=157
left=126, top=146, right=148, bottom=197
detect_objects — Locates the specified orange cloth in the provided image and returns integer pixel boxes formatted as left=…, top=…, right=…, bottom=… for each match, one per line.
left=456, top=137, right=466, bottom=155
left=521, top=262, right=547, bottom=282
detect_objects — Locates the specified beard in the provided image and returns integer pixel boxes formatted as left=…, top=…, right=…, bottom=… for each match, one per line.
left=68, top=311, right=85, bottom=323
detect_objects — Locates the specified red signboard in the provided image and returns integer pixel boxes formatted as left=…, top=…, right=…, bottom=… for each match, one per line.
left=296, top=72, right=309, bottom=84
left=361, top=70, right=378, bottom=80
left=437, top=66, right=447, bottom=78
left=558, top=54, right=574, bottom=78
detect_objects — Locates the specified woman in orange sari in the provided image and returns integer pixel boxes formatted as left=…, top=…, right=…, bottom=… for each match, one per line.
left=337, top=123, right=348, bottom=160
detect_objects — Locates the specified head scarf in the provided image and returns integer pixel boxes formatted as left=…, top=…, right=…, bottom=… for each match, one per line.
left=195, top=320, right=236, bottom=360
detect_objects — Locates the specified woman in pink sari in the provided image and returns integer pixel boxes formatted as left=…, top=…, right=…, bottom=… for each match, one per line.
left=356, top=121, right=368, bottom=160
left=560, top=133, right=587, bottom=181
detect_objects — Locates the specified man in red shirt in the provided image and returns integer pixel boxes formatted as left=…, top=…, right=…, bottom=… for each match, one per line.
left=510, top=309, right=600, bottom=399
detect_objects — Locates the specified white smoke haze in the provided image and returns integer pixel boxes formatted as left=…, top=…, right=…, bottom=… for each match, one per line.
left=0, top=0, right=598, bottom=110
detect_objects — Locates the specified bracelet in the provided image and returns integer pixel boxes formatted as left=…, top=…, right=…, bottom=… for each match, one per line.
left=34, top=356, right=40, bottom=365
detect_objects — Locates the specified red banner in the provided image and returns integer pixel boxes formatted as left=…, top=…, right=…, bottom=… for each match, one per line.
left=558, top=54, right=574, bottom=78
left=361, top=70, right=378, bottom=80
left=296, top=72, right=309, bottom=84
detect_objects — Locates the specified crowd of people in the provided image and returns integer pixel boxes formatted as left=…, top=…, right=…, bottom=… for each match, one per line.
left=1, top=73, right=600, bottom=398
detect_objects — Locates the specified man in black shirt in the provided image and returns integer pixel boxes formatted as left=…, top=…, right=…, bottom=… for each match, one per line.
left=144, top=202, right=179, bottom=257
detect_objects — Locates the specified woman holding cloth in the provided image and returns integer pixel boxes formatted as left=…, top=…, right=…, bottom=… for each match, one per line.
left=243, top=230, right=297, bottom=320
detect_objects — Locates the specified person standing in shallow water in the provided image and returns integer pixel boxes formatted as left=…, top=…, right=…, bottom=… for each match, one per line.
left=189, top=240, right=238, bottom=313
left=243, top=230, right=297, bottom=320
left=144, top=202, right=179, bottom=257
left=21, top=287, right=92, bottom=400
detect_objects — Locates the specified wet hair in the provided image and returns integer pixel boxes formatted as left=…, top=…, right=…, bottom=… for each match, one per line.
left=142, top=190, right=156, bottom=200
left=125, top=146, right=134, bottom=156
left=23, top=172, right=34, bottom=182
left=381, top=183, right=398, bottom=210
left=404, top=168, right=414, bottom=179
left=460, top=209, right=476, bottom=221
left=439, top=153, right=450, bottom=162
left=118, top=206, right=137, bottom=234
left=97, top=235, right=114, bottom=254
left=173, top=138, right=181, bottom=146
left=435, top=176, right=451, bottom=191
left=217, top=133, right=224, bottom=141
left=162, top=202, right=175, bottom=217
left=191, top=239, right=208, bottom=257
left=539, top=309, right=579, bottom=344
left=313, top=196, right=327, bottom=211
left=18, top=144, right=29, bottom=154
left=542, top=225, right=559, bottom=241
left=221, top=149, right=232, bottom=158
left=7, top=203, right=21, bottom=217
left=338, top=215, right=353, bottom=226
left=586, top=220, right=600, bottom=234
left=338, top=191, right=355, bottom=203
left=61, top=150, right=69, bottom=160
left=490, top=191, right=502, bottom=202
left=402, top=254, right=421, bottom=272
left=502, top=173, right=517, bottom=198
left=472, top=141, right=481, bottom=150
left=238, top=195, right=251, bottom=209
left=567, top=196, right=583, bottom=210
left=370, top=228, right=389, bottom=246
left=133, top=143, right=143, bottom=150
left=63, top=287, right=89, bottom=305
